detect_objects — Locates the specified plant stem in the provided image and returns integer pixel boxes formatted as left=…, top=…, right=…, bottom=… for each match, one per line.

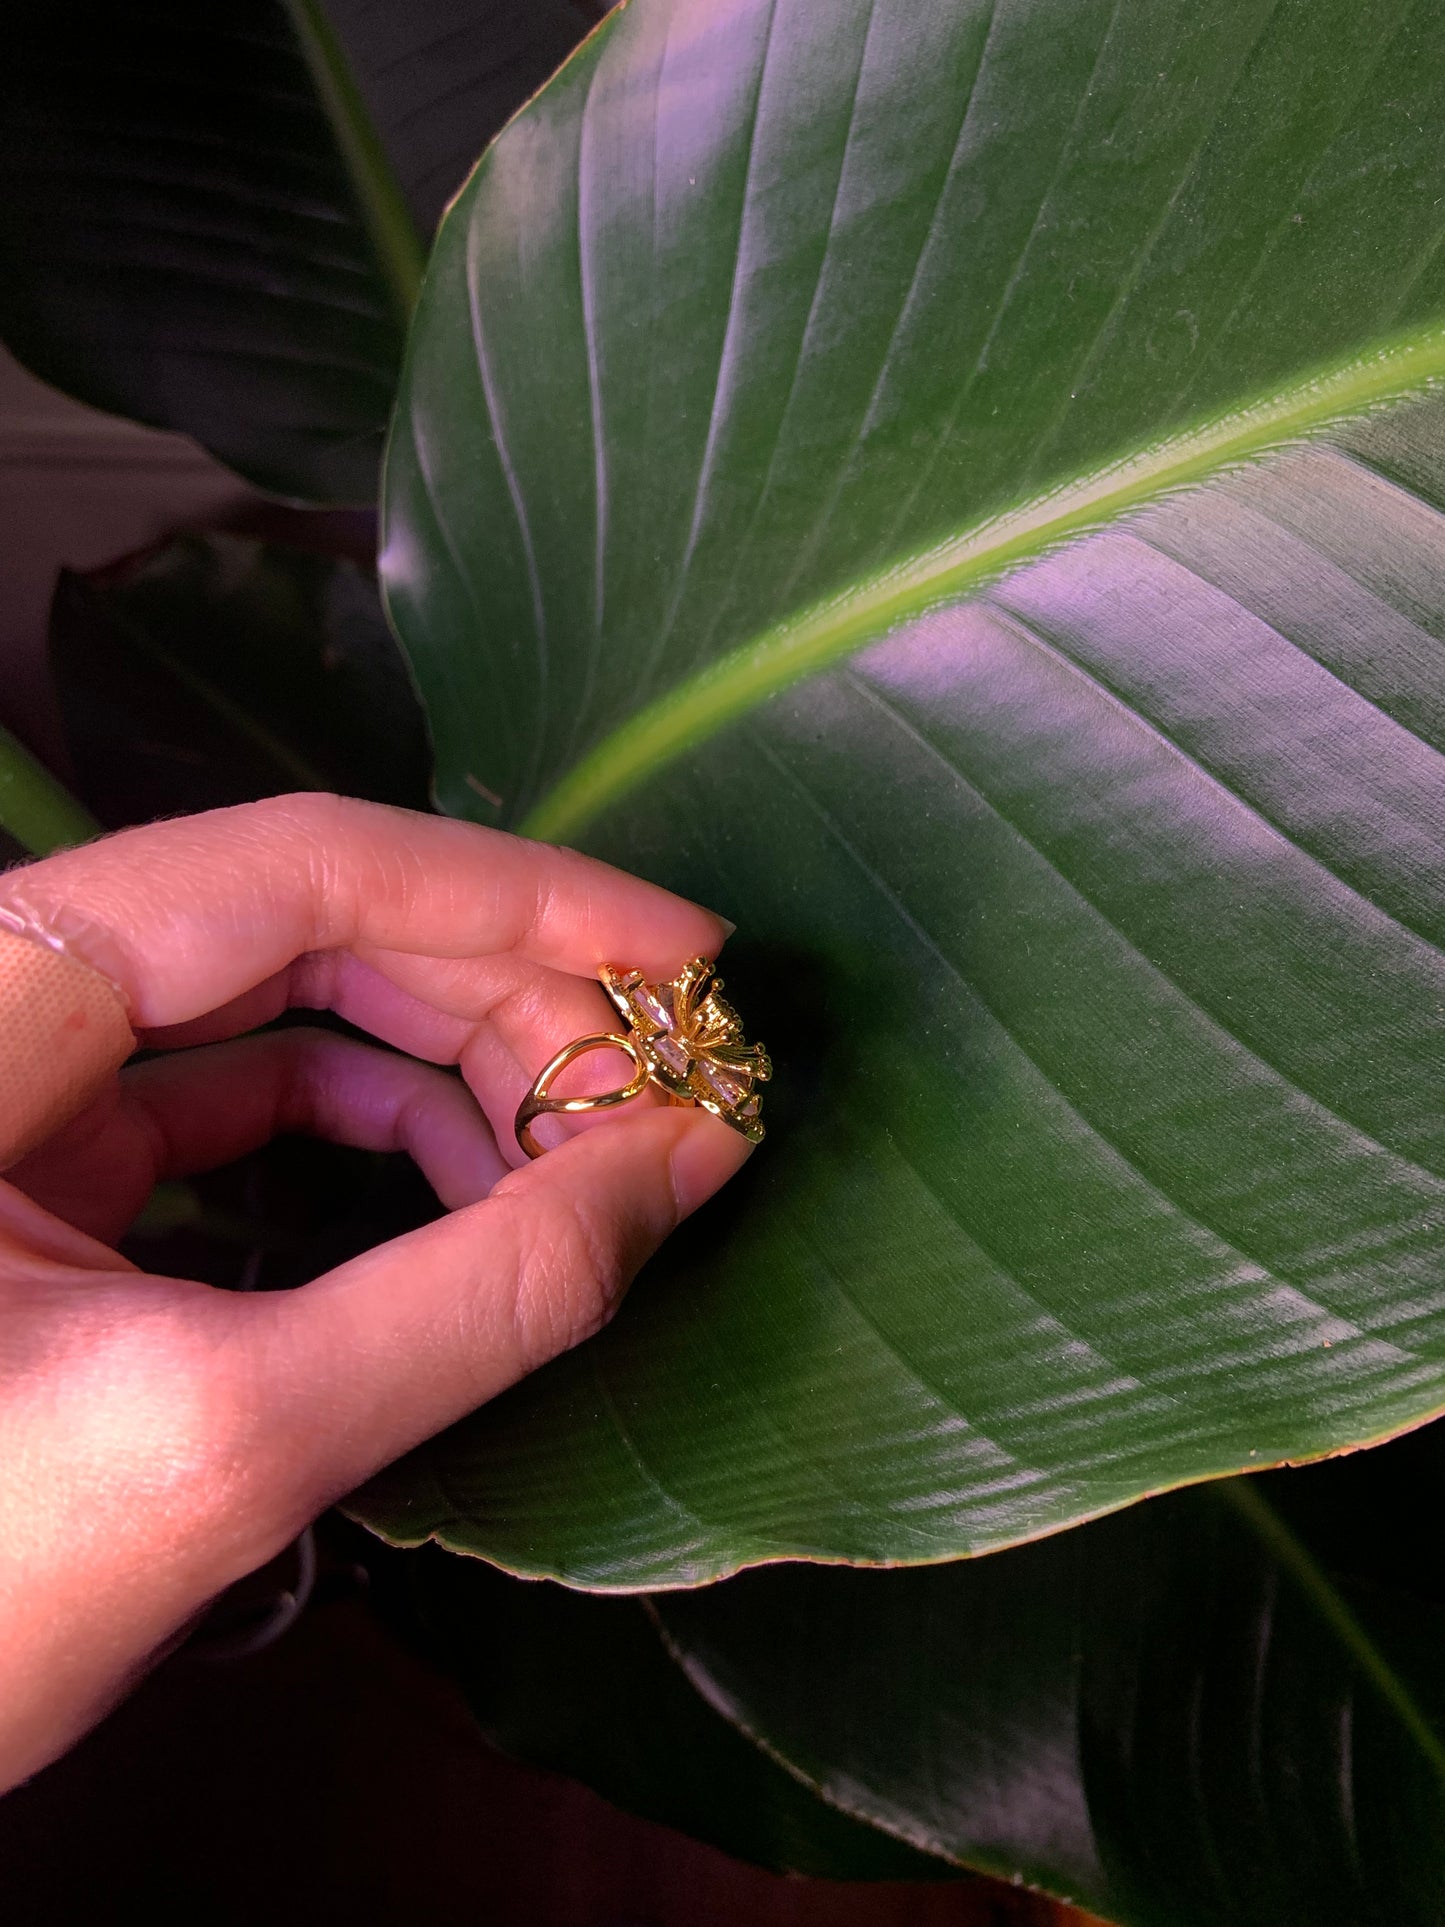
left=281, top=0, right=427, bottom=325
left=1218, top=1475, right=1445, bottom=1784
left=0, top=721, right=102, bottom=855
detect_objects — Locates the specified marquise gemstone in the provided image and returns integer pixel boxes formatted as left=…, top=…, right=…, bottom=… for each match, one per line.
left=699, top=1062, right=747, bottom=1105
left=651, top=1031, right=692, bottom=1076
left=632, top=982, right=673, bottom=1030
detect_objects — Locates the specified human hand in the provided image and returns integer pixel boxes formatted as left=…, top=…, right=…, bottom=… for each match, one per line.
left=0, top=795, right=748, bottom=1790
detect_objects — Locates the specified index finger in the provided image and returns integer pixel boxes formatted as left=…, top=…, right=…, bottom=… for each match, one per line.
left=0, top=794, right=730, bottom=1029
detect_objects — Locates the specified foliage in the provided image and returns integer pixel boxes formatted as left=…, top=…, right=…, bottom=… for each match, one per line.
left=52, top=530, right=430, bottom=821
left=364, top=0, right=1445, bottom=1587
left=0, top=0, right=604, bottom=500
left=411, top=1545, right=955, bottom=1882
left=653, top=1424, right=1445, bottom=1924
left=2, top=3, right=1444, bottom=1921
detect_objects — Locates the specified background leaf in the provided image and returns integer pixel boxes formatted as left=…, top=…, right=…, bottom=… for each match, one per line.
left=50, top=530, right=431, bottom=823
left=410, top=1547, right=961, bottom=1883
left=329, top=0, right=611, bottom=242
left=50, top=523, right=445, bottom=1313
left=0, top=0, right=604, bottom=500
left=653, top=1427, right=1445, bottom=1927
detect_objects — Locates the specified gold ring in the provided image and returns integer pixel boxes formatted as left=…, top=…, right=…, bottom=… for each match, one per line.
left=514, top=957, right=771, bottom=1160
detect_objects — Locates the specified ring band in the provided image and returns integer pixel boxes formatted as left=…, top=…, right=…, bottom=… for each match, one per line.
left=514, top=957, right=771, bottom=1159
left=514, top=1031, right=653, bottom=1162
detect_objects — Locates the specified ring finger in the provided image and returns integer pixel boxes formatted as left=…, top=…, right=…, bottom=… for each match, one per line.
left=7, top=1028, right=507, bottom=1246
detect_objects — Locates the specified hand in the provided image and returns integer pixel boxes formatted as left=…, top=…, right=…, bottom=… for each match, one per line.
left=0, top=794, right=748, bottom=1790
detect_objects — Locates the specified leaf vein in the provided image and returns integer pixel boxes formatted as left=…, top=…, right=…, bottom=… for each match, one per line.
left=745, top=719, right=1368, bottom=1340
left=641, top=0, right=782, bottom=697
left=987, top=577, right=1445, bottom=972
left=846, top=654, right=1445, bottom=1198
left=767, top=0, right=1003, bottom=613
left=1174, top=0, right=1419, bottom=413
left=464, top=206, right=548, bottom=802
left=1016, top=0, right=1285, bottom=488
left=874, top=0, right=1132, bottom=561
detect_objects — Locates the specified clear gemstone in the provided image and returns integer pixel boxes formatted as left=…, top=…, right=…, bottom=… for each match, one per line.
left=651, top=1032, right=690, bottom=1076
left=634, top=983, right=673, bottom=1029
left=700, top=1062, right=747, bottom=1105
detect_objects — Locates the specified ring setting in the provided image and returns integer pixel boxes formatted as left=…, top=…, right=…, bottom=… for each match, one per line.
left=514, top=957, right=771, bottom=1160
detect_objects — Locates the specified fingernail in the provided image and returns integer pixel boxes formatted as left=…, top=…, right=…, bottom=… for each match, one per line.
left=669, top=1112, right=752, bottom=1219
left=691, top=900, right=736, bottom=938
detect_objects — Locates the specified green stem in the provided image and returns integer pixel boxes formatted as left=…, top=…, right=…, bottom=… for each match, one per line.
left=522, top=324, right=1445, bottom=842
left=281, top=0, right=427, bottom=325
left=1218, top=1476, right=1445, bottom=1784
left=0, top=721, right=102, bottom=855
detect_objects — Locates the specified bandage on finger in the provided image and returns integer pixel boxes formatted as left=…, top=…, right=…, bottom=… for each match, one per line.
left=0, top=929, right=134, bottom=1169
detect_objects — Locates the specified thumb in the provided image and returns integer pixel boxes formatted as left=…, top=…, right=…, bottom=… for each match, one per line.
left=237, top=1105, right=751, bottom=1539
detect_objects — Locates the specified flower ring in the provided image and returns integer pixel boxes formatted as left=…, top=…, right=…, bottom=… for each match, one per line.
left=514, top=957, right=771, bottom=1160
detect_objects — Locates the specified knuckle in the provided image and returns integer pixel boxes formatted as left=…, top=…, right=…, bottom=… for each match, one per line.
left=503, top=870, right=557, bottom=955
left=253, top=790, right=351, bottom=834
left=247, top=792, right=361, bottom=943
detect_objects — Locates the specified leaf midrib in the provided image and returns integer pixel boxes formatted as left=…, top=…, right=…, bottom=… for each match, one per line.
left=280, top=0, right=425, bottom=326
left=521, top=325, right=1445, bottom=841
left=1219, top=1477, right=1445, bottom=1786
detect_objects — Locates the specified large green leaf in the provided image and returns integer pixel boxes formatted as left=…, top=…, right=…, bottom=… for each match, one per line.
left=410, top=1547, right=959, bottom=1882
left=361, top=0, right=1445, bottom=1583
left=0, top=1, right=602, bottom=501
left=653, top=1429, right=1445, bottom=1926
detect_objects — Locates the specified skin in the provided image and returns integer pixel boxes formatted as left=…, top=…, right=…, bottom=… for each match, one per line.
left=0, top=794, right=750, bottom=1792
